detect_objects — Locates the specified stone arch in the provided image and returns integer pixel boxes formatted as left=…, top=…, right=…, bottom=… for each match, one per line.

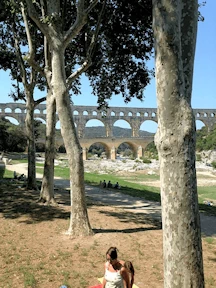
left=140, top=120, right=158, bottom=134
left=35, top=108, right=41, bottom=114
left=34, top=117, right=46, bottom=124
left=136, top=112, right=141, bottom=116
left=211, top=113, right=215, bottom=117
left=111, top=111, right=115, bottom=116
left=196, top=120, right=205, bottom=130
left=120, top=111, right=124, bottom=116
left=83, top=110, right=88, bottom=115
left=87, top=141, right=110, bottom=159
left=5, top=108, right=12, bottom=113
left=101, top=110, right=106, bottom=117
left=128, top=111, right=133, bottom=116
left=144, top=112, right=149, bottom=117
left=117, top=141, right=137, bottom=159
left=4, top=116, right=19, bottom=125
left=73, top=110, right=79, bottom=115
left=84, top=119, right=106, bottom=137
left=15, top=108, right=22, bottom=113
left=92, top=110, right=97, bottom=116
left=113, top=119, right=132, bottom=137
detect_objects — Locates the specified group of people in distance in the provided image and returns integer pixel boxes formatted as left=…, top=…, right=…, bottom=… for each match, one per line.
left=102, top=246, right=134, bottom=288
left=101, top=180, right=120, bottom=189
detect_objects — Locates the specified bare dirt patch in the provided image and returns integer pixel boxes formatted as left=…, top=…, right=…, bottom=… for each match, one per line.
left=0, top=179, right=216, bottom=288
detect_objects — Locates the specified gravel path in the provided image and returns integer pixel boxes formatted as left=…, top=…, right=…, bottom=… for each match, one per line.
left=6, top=162, right=216, bottom=237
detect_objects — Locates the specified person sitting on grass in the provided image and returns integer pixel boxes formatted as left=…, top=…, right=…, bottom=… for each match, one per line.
left=107, top=181, right=112, bottom=188
left=103, top=180, right=107, bottom=188
left=114, top=182, right=120, bottom=189
left=102, top=246, right=131, bottom=288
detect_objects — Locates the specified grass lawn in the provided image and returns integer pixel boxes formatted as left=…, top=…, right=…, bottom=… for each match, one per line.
left=4, top=162, right=216, bottom=216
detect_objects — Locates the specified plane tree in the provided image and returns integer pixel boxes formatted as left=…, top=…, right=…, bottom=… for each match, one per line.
left=153, top=0, right=204, bottom=286
left=23, top=0, right=154, bottom=236
left=0, top=2, right=47, bottom=189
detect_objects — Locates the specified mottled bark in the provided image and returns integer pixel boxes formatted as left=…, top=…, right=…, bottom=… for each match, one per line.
left=52, top=48, right=92, bottom=236
left=25, top=91, right=37, bottom=190
left=39, top=92, right=57, bottom=204
left=24, top=0, right=99, bottom=236
left=153, top=0, right=204, bottom=287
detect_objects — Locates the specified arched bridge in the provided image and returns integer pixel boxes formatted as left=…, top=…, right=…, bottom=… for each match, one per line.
left=1, top=103, right=216, bottom=159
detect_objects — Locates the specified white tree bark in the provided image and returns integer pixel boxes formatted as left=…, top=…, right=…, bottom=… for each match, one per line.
left=24, top=0, right=99, bottom=235
left=39, top=91, right=56, bottom=204
left=25, top=91, right=37, bottom=190
left=12, top=23, right=37, bottom=190
left=153, top=0, right=204, bottom=287
left=51, top=48, right=92, bottom=235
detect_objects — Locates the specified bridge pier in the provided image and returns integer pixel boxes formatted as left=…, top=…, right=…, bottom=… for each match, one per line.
left=137, top=146, right=143, bottom=159
left=82, top=147, right=88, bottom=161
left=110, top=146, right=117, bottom=160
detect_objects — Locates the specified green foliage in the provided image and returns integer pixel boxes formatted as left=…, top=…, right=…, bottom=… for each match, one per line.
left=0, top=118, right=27, bottom=152
left=123, top=149, right=132, bottom=157
left=141, top=157, right=152, bottom=164
left=211, top=162, right=216, bottom=169
left=196, top=154, right=201, bottom=161
left=196, top=125, right=216, bottom=151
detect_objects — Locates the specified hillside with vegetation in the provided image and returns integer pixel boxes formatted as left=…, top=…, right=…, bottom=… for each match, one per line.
left=1, top=117, right=216, bottom=153
left=83, top=126, right=153, bottom=138
left=196, top=125, right=216, bottom=151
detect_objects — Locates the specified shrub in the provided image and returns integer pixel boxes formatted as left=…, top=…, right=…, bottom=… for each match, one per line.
left=196, top=154, right=201, bottom=161
left=211, top=161, right=216, bottom=169
left=142, top=158, right=152, bottom=164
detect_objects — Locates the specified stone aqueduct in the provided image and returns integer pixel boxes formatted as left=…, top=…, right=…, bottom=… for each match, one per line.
left=1, top=103, right=216, bottom=160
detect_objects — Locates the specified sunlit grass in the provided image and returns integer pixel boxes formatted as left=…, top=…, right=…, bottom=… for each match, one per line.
left=3, top=170, right=14, bottom=178
left=5, top=160, right=216, bottom=216
left=198, top=186, right=216, bottom=202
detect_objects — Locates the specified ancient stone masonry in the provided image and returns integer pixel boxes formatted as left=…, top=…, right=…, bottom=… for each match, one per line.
left=1, top=103, right=216, bottom=159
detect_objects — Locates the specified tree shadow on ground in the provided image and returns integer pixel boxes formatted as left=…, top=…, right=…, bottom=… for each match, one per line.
left=0, top=180, right=70, bottom=223
left=119, top=185, right=161, bottom=202
left=95, top=209, right=162, bottom=234
left=93, top=226, right=159, bottom=234
left=199, top=203, right=216, bottom=217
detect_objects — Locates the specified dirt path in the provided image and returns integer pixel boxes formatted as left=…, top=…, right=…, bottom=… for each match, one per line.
left=6, top=163, right=216, bottom=237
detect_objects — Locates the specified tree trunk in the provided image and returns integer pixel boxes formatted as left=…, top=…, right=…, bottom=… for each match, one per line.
left=52, top=47, right=92, bottom=236
left=39, top=92, right=57, bottom=204
left=25, top=91, right=37, bottom=190
left=152, top=0, right=204, bottom=287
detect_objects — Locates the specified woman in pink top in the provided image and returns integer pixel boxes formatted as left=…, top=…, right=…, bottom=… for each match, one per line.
left=102, top=247, right=133, bottom=288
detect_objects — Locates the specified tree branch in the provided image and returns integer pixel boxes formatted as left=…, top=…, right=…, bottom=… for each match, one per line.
left=63, top=0, right=99, bottom=48
left=181, top=0, right=198, bottom=102
left=34, top=96, right=47, bottom=107
left=86, top=0, right=106, bottom=60
left=85, top=0, right=99, bottom=14
left=24, top=0, right=53, bottom=43
left=66, top=60, right=91, bottom=90
left=21, top=2, right=45, bottom=77
left=11, top=18, right=28, bottom=86
left=66, top=0, right=106, bottom=90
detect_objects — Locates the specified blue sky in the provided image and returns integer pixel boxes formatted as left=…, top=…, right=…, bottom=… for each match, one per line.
left=0, top=1, right=215, bottom=132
